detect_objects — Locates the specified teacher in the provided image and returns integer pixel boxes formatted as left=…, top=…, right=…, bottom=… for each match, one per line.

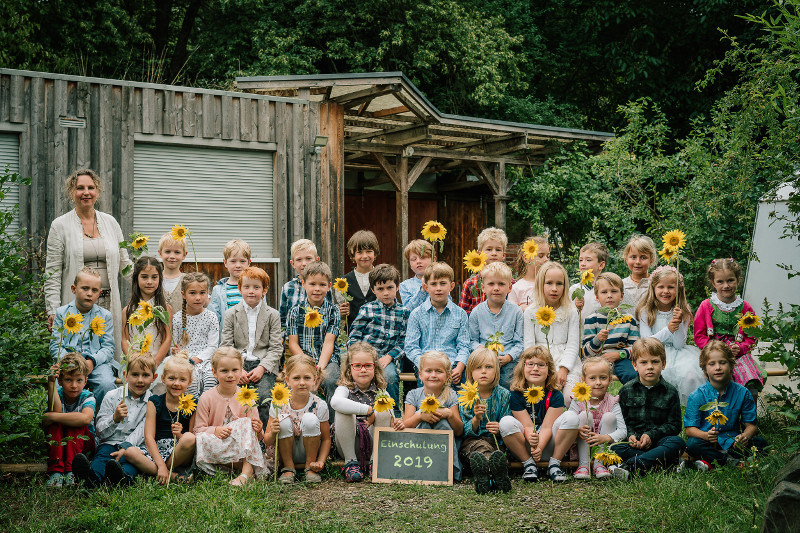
left=45, top=168, right=132, bottom=359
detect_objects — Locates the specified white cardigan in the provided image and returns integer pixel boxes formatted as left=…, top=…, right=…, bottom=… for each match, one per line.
left=45, top=209, right=132, bottom=360
left=523, top=303, right=581, bottom=383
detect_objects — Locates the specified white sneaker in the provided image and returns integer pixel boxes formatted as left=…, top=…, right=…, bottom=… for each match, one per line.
left=611, top=465, right=630, bottom=481
left=676, top=458, right=686, bottom=473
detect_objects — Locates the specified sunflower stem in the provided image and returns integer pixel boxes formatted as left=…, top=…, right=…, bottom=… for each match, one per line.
left=189, top=235, right=199, bottom=272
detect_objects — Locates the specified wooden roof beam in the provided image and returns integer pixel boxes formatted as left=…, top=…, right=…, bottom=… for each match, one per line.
left=408, top=156, right=432, bottom=188
left=345, top=141, right=532, bottom=165
left=372, top=153, right=401, bottom=190
left=331, top=84, right=401, bottom=108
left=349, top=124, right=424, bottom=142
left=372, top=105, right=409, bottom=118
left=438, top=178, right=486, bottom=192
left=453, top=133, right=529, bottom=155
left=473, top=162, right=500, bottom=195
left=392, top=90, right=429, bottom=120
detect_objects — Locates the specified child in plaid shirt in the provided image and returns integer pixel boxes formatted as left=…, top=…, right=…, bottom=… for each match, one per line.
left=279, top=239, right=332, bottom=338
left=348, top=264, right=409, bottom=409
left=459, top=227, right=508, bottom=314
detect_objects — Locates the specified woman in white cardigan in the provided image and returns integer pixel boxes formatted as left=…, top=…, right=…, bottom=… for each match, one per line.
left=522, top=261, right=581, bottom=403
left=45, top=169, right=132, bottom=360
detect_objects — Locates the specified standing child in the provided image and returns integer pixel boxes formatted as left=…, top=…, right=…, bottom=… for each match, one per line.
left=122, top=256, right=173, bottom=394
left=286, top=261, right=341, bottom=412
left=398, top=239, right=434, bottom=312
left=613, top=338, right=686, bottom=480
left=694, top=258, right=762, bottom=400
left=221, top=266, right=282, bottom=424
left=569, top=242, right=608, bottom=332
left=338, top=230, right=379, bottom=321
left=569, top=357, right=627, bottom=480
left=209, top=240, right=252, bottom=342
left=158, top=233, right=188, bottom=316
left=524, top=261, right=581, bottom=398
left=265, top=355, right=331, bottom=484
left=279, top=239, right=332, bottom=338
left=173, top=272, right=219, bottom=397
left=469, top=262, right=524, bottom=389
left=509, top=236, right=550, bottom=312
left=460, top=227, right=510, bottom=314
left=330, top=343, right=404, bottom=482
left=637, top=265, right=704, bottom=404
left=348, top=264, right=409, bottom=410
left=621, top=234, right=657, bottom=309
left=684, top=340, right=767, bottom=470
left=44, top=353, right=96, bottom=487
left=124, top=352, right=196, bottom=484
left=194, top=347, right=266, bottom=486
left=583, top=272, right=640, bottom=384
left=500, top=347, right=571, bottom=483
left=459, top=347, right=513, bottom=493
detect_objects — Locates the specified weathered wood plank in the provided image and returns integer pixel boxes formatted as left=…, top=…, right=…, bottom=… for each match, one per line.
left=75, top=82, right=91, bottom=168
left=163, top=90, right=178, bottom=135
left=0, top=463, right=47, bottom=473
left=97, top=84, right=114, bottom=213
left=240, top=98, right=253, bottom=141
left=331, top=104, right=345, bottom=274
left=202, top=94, right=215, bottom=138
left=9, top=75, right=25, bottom=123
left=307, top=102, right=320, bottom=246
left=141, top=88, right=155, bottom=134
left=290, top=103, right=304, bottom=244
left=44, top=78, right=57, bottom=224
left=257, top=99, right=269, bottom=142
left=52, top=79, right=69, bottom=218
left=0, top=75, right=10, bottom=123
left=182, top=92, right=196, bottom=137
left=29, top=76, right=45, bottom=238
left=273, top=102, right=288, bottom=281
left=134, top=88, right=143, bottom=133
left=17, top=77, right=31, bottom=238
left=396, top=156, right=410, bottom=276
left=153, top=89, right=163, bottom=135
left=119, top=85, right=135, bottom=236
left=221, top=95, right=234, bottom=140
left=318, top=103, right=331, bottom=265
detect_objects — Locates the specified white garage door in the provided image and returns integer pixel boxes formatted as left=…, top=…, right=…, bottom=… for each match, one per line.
left=0, top=133, right=20, bottom=235
left=133, top=144, right=274, bottom=259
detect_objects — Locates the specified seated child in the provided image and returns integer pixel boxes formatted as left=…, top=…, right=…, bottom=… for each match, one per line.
left=44, top=353, right=96, bottom=487
left=398, top=239, right=433, bottom=312
left=613, top=338, right=685, bottom=480
left=49, top=266, right=116, bottom=406
left=569, top=241, right=607, bottom=331
left=500, top=346, right=573, bottom=483
left=331, top=343, right=404, bottom=483
left=509, top=236, right=550, bottom=312
left=569, top=357, right=627, bottom=480
left=621, top=234, right=656, bottom=309
left=403, top=351, right=465, bottom=481
left=72, top=353, right=157, bottom=488
left=459, top=227, right=508, bottom=314
left=124, top=352, right=197, bottom=484
left=286, top=261, right=341, bottom=414
left=582, top=272, right=640, bottom=384
left=265, top=355, right=331, bottom=484
left=209, top=239, right=252, bottom=343
left=405, top=262, right=471, bottom=386
left=459, top=347, right=512, bottom=494
left=684, top=340, right=767, bottom=471
left=348, top=264, right=408, bottom=409
left=279, top=239, right=332, bottom=338
left=194, top=347, right=266, bottom=486
left=338, top=230, right=379, bottom=321
left=173, top=272, right=219, bottom=397
left=221, top=266, right=282, bottom=424
left=469, top=262, right=524, bottom=389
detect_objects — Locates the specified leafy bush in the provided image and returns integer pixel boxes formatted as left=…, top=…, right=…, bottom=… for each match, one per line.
left=0, top=169, right=51, bottom=462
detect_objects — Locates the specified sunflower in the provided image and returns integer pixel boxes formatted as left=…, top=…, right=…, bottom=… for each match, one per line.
left=610, top=314, right=633, bottom=327
left=131, top=234, right=149, bottom=250
left=522, top=239, right=539, bottom=261
left=170, top=224, right=188, bottom=243
left=304, top=307, right=323, bottom=328
left=177, top=393, right=197, bottom=416
left=89, top=315, right=106, bottom=337
left=140, top=333, right=153, bottom=355
left=706, top=410, right=728, bottom=427
left=270, top=382, right=291, bottom=407
left=420, top=394, right=441, bottom=414
left=524, top=385, right=544, bottom=405
left=486, top=341, right=504, bottom=354
left=463, top=249, right=488, bottom=275
left=580, top=269, right=594, bottom=287
left=63, top=313, right=84, bottom=334
left=137, top=300, right=154, bottom=322
left=662, top=229, right=686, bottom=250
left=374, top=390, right=396, bottom=413
left=737, top=312, right=762, bottom=330
left=571, top=381, right=592, bottom=403
left=659, top=247, right=678, bottom=263
left=534, top=306, right=557, bottom=328
left=421, top=220, right=447, bottom=242
left=127, top=311, right=144, bottom=328
left=236, top=386, right=259, bottom=408
left=333, top=277, right=349, bottom=294
left=457, top=381, right=480, bottom=409
left=594, top=450, right=622, bottom=467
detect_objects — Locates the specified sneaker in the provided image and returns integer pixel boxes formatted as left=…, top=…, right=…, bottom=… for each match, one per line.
left=676, top=458, right=687, bottom=474
left=105, top=460, right=128, bottom=486
left=489, top=450, right=511, bottom=493
left=72, top=453, right=100, bottom=489
left=63, top=472, right=75, bottom=486
left=342, top=460, right=363, bottom=483
left=694, top=460, right=711, bottom=472
left=522, top=462, right=538, bottom=482
left=592, top=461, right=611, bottom=479
left=469, top=452, right=491, bottom=495
left=46, top=472, right=64, bottom=488
left=368, top=459, right=373, bottom=479
left=547, top=463, right=567, bottom=482
left=573, top=465, right=591, bottom=480
left=611, top=465, right=630, bottom=481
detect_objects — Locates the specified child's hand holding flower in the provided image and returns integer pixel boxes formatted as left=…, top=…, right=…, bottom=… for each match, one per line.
left=472, top=401, right=487, bottom=421
left=597, top=329, right=609, bottom=343
left=113, top=400, right=128, bottom=423
left=392, top=418, right=405, bottom=431
left=171, top=422, right=183, bottom=438
left=251, top=418, right=263, bottom=435
left=420, top=411, right=441, bottom=424
left=707, top=426, right=719, bottom=444
left=267, top=418, right=281, bottom=437
left=574, top=297, right=584, bottom=311
left=526, top=427, right=539, bottom=448
left=485, top=420, right=500, bottom=435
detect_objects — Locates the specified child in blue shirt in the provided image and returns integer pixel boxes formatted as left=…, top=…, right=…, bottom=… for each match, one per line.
left=398, top=239, right=433, bottom=312
left=209, top=239, right=251, bottom=342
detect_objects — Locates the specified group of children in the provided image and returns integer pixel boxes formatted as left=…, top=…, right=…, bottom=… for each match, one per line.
left=44, top=226, right=766, bottom=493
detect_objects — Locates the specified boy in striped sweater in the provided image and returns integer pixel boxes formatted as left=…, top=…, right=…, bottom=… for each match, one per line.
left=582, top=272, right=640, bottom=384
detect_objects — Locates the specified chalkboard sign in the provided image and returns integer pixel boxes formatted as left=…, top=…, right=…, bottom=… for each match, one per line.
left=372, top=427, right=453, bottom=485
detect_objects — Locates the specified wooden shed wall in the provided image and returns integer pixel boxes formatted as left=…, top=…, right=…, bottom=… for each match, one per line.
left=0, top=69, right=329, bottom=294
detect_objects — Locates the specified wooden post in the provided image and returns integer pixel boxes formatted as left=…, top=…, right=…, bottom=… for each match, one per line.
left=396, top=156, right=410, bottom=276
left=493, top=162, right=508, bottom=230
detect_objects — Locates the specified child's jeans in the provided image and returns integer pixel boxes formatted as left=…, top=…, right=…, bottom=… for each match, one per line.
left=91, top=443, right=140, bottom=481
left=243, top=359, right=275, bottom=426
left=616, top=435, right=686, bottom=472
left=46, top=423, right=94, bottom=473
left=686, top=436, right=767, bottom=465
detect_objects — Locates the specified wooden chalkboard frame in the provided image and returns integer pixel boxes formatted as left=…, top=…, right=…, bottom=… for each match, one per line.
left=371, top=427, right=454, bottom=486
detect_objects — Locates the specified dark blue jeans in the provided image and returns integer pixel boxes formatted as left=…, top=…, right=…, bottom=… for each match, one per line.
left=616, top=435, right=686, bottom=473
left=686, top=436, right=767, bottom=465
left=614, top=358, right=638, bottom=384
left=91, top=443, right=139, bottom=481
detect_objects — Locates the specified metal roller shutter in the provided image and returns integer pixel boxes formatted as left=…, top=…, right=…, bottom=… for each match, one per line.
left=0, top=133, right=20, bottom=235
left=133, top=144, right=274, bottom=259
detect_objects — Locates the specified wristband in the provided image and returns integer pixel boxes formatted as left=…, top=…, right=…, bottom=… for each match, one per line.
left=618, top=351, right=626, bottom=360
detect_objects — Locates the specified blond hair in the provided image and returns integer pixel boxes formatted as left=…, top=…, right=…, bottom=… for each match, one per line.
left=210, top=346, right=243, bottom=370
left=127, top=352, right=157, bottom=374
left=698, top=340, right=736, bottom=376
left=281, top=354, right=324, bottom=384
left=513, top=236, right=548, bottom=278
left=580, top=242, right=609, bottom=265
left=158, top=233, right=188, bottom=254
left=477, top=227, right=508, bottom=251
left=422, top=262, right=454, bottom=283
left=418, top=351, right=455, bottom=404
left=73, top=265, right=101, bottom=285
left=594, top=272, right=624, bottom=294
left=464, top=347, right=501, bottom=389
left=338, top=342, right=387, bottom=389
left=623, top=234, right=657, bottom=266
left=223, top=239, right=251, bottom=260
left=291, top=239, right=318, bottom=259
left=636, top=267, right=692, bottom=328
left=480, top=261, right=513, bottom=284
left=581, top=356, right=613, bottom=378
left=532, top=261, right=571, bottom=310
left=302, top=261, right=332, bottom=283
left=404, top=239, right=433, bottom=261
left=510, top=346, right=558, bottom=392
left=162, top=351, right=194, bottom=380
left=65, top=168, right=102, bottom=199
left=707, top=258, right=742, bottom=286
left=631, top=337, right=666, bottom=364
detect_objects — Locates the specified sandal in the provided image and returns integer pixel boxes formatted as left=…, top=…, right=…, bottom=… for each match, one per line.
left=279, top=468, right=296, bottom=484
left=230, top=473, right=250, bottom=486
left=304, top=468, right=322, bottom=483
